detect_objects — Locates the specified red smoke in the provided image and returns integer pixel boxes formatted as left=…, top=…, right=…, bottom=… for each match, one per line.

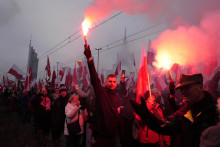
left=83, top=0, right=220, bottom=74
left=152, top=10, right=220, bottom=72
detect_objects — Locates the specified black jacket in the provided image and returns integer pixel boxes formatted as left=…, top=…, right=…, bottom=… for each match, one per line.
left=135, top=91, right=218, bottom=147
left=87, top=60, right=121, bottom=137
left=51, top=95, right=68, bottom=127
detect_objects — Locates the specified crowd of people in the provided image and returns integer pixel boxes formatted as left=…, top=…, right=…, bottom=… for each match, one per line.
left=0, top=45, right=219, bottom=147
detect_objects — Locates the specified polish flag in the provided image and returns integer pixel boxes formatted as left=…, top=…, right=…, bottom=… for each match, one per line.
left=73, top=61, right=78, bottom=85
left=8, top=64, right=25, bottom=79
left=136, top=43, right=151, bottom=104
left=77, top=61, right=83, bottom=79
left=59, top=69, right=64, bottom=81
left=45, top=56, right=51, bottom=78
left=24, top=75, right=29, bottom=92
left=115, top=60, right=121, bottom=76
left=51, top=70, right=56, bottom=88
left=60, top=68, right=68, bottom=85
left=38, top=79, right=42, bottom=90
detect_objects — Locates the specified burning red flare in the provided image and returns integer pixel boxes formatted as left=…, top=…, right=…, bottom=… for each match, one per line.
left=82, top=18, right=92, bottom=36
left=163, top=56, right=171, bottom=70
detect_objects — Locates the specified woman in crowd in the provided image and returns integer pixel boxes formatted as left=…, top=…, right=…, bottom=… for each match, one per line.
left=64, top=94, right=84, bottom=147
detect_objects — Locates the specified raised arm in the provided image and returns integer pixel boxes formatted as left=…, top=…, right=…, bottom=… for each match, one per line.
left=84, top=44, right=102, bottom=91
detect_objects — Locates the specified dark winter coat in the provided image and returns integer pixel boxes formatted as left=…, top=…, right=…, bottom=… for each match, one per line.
left=135, top=91, right=218, bottom=147
left=51, top=95, right=68, bottom=127
left=87, top=60, right=121, bottom=137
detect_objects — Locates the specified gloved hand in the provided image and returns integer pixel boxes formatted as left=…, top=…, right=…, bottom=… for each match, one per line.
left=84, top=44, right=92, bottom=59
left=169, top=81, right=175, bottom=95
left=130, top=97, right=148, bottom=118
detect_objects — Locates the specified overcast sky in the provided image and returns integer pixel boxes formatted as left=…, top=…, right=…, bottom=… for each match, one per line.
left=1, top=0, right=219, bottom=80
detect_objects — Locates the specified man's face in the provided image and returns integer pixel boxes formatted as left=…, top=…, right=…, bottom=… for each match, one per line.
left=60, top=91, right=67, bottom=97
left=105, top=77, right=117, bottom=90
left=180, top=83, right=203, bottom=105
left=41, top=87, right=47, bottom=96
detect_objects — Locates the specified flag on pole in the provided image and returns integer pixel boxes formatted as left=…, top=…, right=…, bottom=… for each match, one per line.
left=78, top=60, right=83, bottom=79
left=115, top=60, right=121, bottom=76
left=136, top=43, right=151, bottom=104
left=73, top=61, right=78, bottom=85
left=51, top=70, right=56, bottom=88
left=45, top=56, right=51, bottom=78
left=60, top=68, right=68, bottom=85
left=59, top=69, right=64, bottom=81
left=38, top=79, right=42, bottom=90
left=24, top=75, right=29, bottom=92
left=8, top=64, right=25, bottom=79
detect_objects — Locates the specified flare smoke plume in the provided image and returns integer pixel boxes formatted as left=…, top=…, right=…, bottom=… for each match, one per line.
left=152, top=10, right=220, bottom=68
left=84, top=0, right=220, bottom=70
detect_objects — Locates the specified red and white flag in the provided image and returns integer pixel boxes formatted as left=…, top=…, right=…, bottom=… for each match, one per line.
left=136, top=43, right=151, bottom=104
left=59, top=69, right=64, bottom=81
left=45, top=56, right=51, bottom=78
left=60, top=68, right=68, bottom=85
left=115, top=60, right=121, bottom=76
left=51, top=70, right=56, bottom=88
left=24, top=76, right=29, bottom=92
left=8, top=64, right=24, bottom=79
left=38, top=79, right=42, bottom=90
left=77, top=61, right=83, bottom=79
left=73, top=61, right=78, bottom=85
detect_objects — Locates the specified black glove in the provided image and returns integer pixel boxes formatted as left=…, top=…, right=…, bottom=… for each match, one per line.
left=84, top=44, right=92, bottom=59
left=169, top=81, right=175, bottom=95
left=130, top=97, right=148, bottom=118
